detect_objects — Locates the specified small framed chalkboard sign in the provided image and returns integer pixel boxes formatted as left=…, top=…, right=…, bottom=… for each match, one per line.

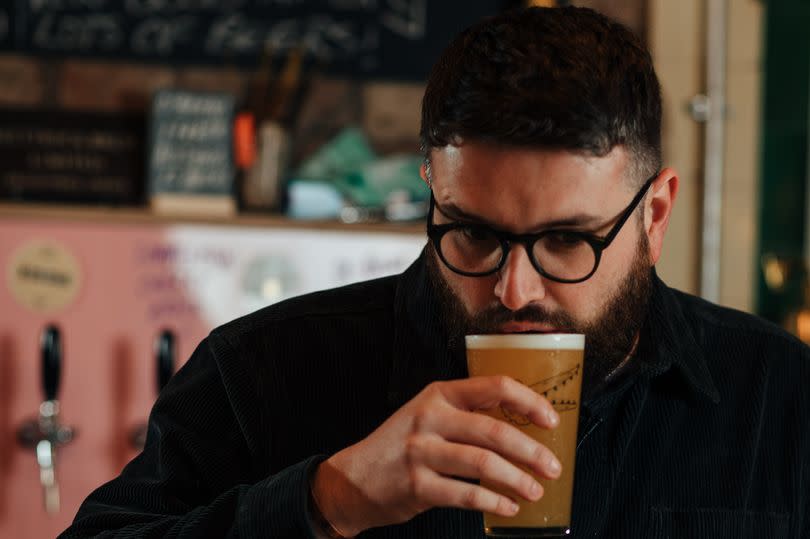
left=0, top=108, right=146, bottom=205
left=147, top=89, right=237, bottom=216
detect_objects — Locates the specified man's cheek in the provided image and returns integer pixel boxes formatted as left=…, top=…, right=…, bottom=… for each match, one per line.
left=462, top=281, right=497, bottom=315
left=455, top=285, right=479, bottom=316
left=555, top=290, right=598, bottom=326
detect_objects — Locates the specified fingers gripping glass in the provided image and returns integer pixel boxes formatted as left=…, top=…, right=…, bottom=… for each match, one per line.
left=426, top=174, right=657, bottom=283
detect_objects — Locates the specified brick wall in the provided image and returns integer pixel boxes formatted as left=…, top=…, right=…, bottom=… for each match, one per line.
left=0, top=2, right=648, bottom=161
left=0, top=54, right=425, bottom=166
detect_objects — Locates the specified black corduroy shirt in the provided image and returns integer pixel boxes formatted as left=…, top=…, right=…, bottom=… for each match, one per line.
left=61, top=254, right=809, bottom=538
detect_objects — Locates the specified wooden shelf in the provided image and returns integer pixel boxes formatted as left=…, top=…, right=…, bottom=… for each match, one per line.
left=0, top=202, right=426, bottom=235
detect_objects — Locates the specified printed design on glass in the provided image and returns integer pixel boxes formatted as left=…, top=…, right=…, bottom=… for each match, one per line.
left=500, top=364, right=581, bottom=426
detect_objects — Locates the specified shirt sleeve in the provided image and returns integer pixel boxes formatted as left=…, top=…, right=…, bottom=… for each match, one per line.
left=58, top=335, right=326, bottom=538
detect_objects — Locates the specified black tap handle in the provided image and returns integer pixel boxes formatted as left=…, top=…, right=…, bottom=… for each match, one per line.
left=156, top=330, right=175, bottom=393
left=41, top=325, right=61, bottom=402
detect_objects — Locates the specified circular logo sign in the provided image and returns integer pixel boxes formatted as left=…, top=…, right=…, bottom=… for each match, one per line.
left=7, top=241, right=82, bottom=313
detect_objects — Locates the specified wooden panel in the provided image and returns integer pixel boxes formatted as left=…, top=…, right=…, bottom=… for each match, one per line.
left=648, top=0, right=703, bottom=295
left=756, top=0, right=810, bottom=322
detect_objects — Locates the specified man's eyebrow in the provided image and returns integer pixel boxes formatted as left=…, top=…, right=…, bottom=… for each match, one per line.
left=438, top=202, right=606, bottom=230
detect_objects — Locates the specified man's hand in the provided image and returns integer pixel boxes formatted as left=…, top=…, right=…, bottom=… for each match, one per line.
left=311, top=376, right=562, bottom=536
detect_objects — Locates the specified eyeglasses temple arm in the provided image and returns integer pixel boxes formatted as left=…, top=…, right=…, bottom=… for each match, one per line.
left=600, top=174, right=658, bottom=247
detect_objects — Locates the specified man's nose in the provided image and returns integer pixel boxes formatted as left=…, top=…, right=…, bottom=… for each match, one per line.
left=493, top=244, right=547, bottom=311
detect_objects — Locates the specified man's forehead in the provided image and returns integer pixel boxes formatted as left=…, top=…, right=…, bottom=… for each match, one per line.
left=428, top=142, right=631, bottom=229
left=429, top=142, right=628, bottom=184
left=431, top=142, right=632, bottom=233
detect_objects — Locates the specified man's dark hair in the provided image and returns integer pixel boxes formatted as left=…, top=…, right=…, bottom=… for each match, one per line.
left=420, top=6, right=662, bottom=183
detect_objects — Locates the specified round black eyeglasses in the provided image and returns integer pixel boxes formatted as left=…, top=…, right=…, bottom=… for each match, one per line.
left=426, top=173, right=657, bottom=284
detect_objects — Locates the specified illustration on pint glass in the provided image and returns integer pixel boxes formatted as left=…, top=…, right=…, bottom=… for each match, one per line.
left=500, top=363, right=581, bottom=426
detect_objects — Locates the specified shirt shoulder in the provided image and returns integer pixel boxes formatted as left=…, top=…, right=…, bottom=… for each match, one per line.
left=671, top=287, right=810, bottom=363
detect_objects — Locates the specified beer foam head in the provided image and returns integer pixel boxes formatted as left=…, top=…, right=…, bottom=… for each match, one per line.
left=465, top=333, right=584, bottom=350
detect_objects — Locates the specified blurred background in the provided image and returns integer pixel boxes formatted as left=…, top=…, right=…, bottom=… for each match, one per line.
left=0, top=0, right=807, bottom=536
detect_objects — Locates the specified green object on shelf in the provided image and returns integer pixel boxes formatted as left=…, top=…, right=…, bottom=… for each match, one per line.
left=337, top=155, right=427, bottom=207
left=295, top=127, right=376, bottom=182
left=292, top=127, right=428, bottom=210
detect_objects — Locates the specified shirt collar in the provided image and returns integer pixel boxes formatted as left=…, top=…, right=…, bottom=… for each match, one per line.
left=642, top=271, right=721, bottom=404
left=387, top=255, right=720, bottom=408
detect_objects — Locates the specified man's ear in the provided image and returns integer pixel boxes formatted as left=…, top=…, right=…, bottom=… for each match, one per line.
left=645, top=168, right=679, bottom=265
left=419, top=161, right=430, bottom=187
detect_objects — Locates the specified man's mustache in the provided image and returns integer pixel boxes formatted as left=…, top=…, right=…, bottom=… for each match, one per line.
left=472, top=303, right=578, bottom=328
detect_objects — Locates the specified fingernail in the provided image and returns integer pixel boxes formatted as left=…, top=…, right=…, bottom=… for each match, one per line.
left=548, top=457, right=561, bottom=477
left=510, top=501, right=520, bottom=514
left=530, top=481, right=542, bottom=499
left=547, top=409, right=559, bottom=427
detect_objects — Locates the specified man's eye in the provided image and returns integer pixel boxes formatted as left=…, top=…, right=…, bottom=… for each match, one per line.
left=460, top=226, right=494, bottom=242
left=545, top=231, right=586, bottom=248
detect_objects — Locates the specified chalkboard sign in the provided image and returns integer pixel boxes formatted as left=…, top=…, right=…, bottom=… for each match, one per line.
left=1, top=1, right=501, bottom=80
left=0, top=108, right=145, bottom=205
left=148, top=89, right=235, bottom=198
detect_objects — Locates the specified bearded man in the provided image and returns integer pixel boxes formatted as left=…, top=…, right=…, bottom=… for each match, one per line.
left=62, top=6, right=808, bottom=539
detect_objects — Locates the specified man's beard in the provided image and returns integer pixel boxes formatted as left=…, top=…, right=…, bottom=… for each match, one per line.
left=425, top=232, right=654, bottom=396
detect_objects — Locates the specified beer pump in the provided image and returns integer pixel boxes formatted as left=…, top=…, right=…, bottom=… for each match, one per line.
left=131, top=329, right=176, bottom=450
left=17, top=324, right=76, bottom=514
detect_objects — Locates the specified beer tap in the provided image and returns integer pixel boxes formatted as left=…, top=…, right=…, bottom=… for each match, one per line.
left=17, top=325, right=76, bottom=514
left=131, top=330, right=175, bottom=450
